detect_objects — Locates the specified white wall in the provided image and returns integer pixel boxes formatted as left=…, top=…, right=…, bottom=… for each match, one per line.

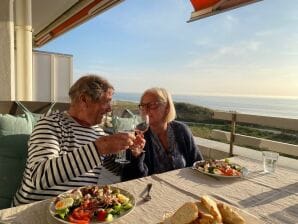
left=0, top=0, right=15, bottom=100
left=32, top=50, right=73, bottom=102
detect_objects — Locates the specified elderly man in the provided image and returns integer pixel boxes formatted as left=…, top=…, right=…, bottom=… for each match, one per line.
left=13, top=75, right=144, bottom=206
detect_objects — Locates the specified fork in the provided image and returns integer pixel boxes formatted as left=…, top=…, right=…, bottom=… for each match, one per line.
left=144, top=183, right=152, bottom=201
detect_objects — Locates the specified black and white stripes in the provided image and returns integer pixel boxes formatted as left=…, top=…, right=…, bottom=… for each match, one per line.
left=13, top=112, right=120, bottom=206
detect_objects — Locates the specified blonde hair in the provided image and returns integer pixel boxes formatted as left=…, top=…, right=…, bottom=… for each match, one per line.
left=140, top=87, right=176, bottom=122
left=69, top=74, right=114, bottom=103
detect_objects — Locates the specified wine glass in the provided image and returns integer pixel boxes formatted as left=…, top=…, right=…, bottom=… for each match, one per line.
left=114, top=120, right=135, bottom=164
left=134, top=114, right=149, bottom=153
left=135, top=113, right=149, bottom=134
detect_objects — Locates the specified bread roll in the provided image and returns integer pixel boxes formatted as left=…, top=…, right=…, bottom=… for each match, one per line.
left=217, top=202, right=245, bottom=224
left=170, top=202, right=199, bottom=224
left=197, top=211, right=214, bottom=224
left=200, top=195, right=222, bottom=223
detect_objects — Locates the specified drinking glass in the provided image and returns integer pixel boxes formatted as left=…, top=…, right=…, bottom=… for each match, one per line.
left=135, top=113, right=149, bottom=134
left=262, top=151, right=279, bottom=173
left=130, top=114, right=149, bottom=154
left=114, top=122, right=135, bottom=164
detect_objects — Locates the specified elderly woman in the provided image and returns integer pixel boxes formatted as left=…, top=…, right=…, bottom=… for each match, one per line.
left=122, top=87, right=203, bottom=181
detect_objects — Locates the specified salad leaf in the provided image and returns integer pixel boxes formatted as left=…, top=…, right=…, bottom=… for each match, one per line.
left=56, top=208, right=69, bottom=219
left=122, top=202, right=133, bottom=210
left=208, top=166, right=215, bottom=173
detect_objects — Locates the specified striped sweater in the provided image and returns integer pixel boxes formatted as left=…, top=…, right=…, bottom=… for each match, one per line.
left=13, top=112, right=120, bottom=206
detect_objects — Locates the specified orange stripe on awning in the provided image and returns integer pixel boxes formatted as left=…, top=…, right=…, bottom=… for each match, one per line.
left=190, top=0, right=221, bottom=11
left=188, top=0, right=263, bottom=22
left=50, top=0, right=104, bottom=37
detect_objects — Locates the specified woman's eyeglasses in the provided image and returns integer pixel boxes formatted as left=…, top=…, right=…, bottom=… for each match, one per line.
left=138, top=101, right=165, bottom=111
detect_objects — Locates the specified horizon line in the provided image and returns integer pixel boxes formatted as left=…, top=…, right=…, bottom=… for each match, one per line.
left=115, top=91, right=298, bottom=99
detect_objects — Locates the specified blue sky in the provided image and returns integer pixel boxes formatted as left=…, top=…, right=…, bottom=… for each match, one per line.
left=40, top=0, right=298, bottom=98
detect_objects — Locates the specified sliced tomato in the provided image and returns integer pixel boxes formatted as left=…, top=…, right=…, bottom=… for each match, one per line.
left=68, top=214, right=90, bottom=224
left=71, top=208, right=92, bottom=221
left=219, top=167, right=227, bottom=174
left=224, top=168, right=235, bottom=176
left=97, top=210, right=107, bottom=221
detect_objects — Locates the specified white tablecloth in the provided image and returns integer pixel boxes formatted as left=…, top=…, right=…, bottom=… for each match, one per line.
left=0, top=156, right=297, bottom=224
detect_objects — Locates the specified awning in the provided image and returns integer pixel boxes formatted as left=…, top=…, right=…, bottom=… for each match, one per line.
left=32, top=0, right=124, bottom=47
left=188, top=0, right=263, bottom=22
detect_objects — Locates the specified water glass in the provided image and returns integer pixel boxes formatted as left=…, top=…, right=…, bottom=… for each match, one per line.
left=115, top=149, right=130, bottom=164
left=115, top=129, right=135, bottom=164
left=262, top=151, right=279, bottom=173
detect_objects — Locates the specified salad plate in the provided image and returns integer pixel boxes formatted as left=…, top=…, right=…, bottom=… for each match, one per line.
left=48, top=185, right=135, bottom=224
left=192, top=159, right=248, bottom=178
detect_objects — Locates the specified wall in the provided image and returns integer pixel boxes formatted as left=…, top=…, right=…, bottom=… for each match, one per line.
left=0, top=0, right=15, bottom=100
left=32, top=50, right=73, bottom=102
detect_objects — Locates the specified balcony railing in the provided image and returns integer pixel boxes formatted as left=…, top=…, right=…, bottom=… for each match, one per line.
left=211, top=111, right=298, bottom=157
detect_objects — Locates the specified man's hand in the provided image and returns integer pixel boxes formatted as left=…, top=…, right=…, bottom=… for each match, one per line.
left=95, top=132, right=136, bottom=155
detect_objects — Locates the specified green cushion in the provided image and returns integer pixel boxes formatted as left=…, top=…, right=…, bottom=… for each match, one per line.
left=0, top=113, right=33, bottom=136
left=27, top=112, right=43, bottom=128
left=0, top=112, right=42, bottom=136
left=0, top=134, right=29, bottom=209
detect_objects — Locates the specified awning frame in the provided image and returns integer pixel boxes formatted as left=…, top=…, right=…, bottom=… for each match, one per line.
left=34, top=0, right=124, bottom=47
left=188, top=0, right=263, bottom=22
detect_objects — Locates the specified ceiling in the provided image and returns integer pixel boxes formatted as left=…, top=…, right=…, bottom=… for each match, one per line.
left=30, top=0, right=124, bottom=47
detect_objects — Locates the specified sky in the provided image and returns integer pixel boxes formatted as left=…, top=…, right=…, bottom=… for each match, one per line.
left=40, top=0, right=298, bottom=98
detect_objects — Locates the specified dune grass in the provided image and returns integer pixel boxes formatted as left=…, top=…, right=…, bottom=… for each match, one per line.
left=113, top=100, right=298, bottom=145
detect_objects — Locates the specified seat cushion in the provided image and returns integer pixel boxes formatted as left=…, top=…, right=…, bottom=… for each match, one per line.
left=0, top=111, right=43, bottom=135
left=0, top=113, right=33, bottom=136
left=0, top=134, right=30, bottom=209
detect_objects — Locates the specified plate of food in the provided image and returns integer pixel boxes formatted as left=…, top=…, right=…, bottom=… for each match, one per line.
left=160, top=195, right=263, bottom=224
left=192, top=159, right=248, bottom=178
left=48, top=185, right=135, bottom=224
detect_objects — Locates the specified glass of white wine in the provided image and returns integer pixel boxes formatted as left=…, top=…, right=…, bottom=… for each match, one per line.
left=135, top=113, right=149, bottom=134
left=134, top=113, right=149, bottom=153
left=114, top=121, right=135, bottom=164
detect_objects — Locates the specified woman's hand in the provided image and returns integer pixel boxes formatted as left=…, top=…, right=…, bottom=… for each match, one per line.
left=95, top=132, right=136, bottom=155
left=130, top=133, right=146, bottom=158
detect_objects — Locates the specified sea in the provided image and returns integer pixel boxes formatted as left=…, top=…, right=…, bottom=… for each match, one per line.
left=113, top=92, right=298, bottom=119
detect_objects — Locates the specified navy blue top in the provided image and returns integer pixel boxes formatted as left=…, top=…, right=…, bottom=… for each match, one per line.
left=122, top=120, right=203, bottom=181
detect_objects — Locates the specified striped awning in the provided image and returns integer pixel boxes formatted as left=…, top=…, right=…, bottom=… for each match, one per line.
left=33, top=0, right=124, bottom=47
left=188, top=0, right=263, bottom=22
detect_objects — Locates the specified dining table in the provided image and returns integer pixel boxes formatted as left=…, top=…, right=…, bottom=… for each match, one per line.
left=0, top=156, right=297, bottom=224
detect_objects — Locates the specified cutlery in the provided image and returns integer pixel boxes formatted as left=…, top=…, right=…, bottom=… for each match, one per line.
left=144, top=183, right=152, bottom=201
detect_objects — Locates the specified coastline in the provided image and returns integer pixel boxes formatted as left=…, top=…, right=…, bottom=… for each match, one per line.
left=113, top=100, right=298, bottom=149
left=114, top=92, right=298, bottom=119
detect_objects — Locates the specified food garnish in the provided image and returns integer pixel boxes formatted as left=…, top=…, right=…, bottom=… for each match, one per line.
left=53, top=185, right=133, bottom=223
left=195, top=159, right=242, bottom=177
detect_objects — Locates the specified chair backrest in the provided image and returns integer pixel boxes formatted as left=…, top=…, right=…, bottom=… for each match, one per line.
left=0, top=101, right=69, bottom=209
left=0, top=134, right=29, bottom=209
